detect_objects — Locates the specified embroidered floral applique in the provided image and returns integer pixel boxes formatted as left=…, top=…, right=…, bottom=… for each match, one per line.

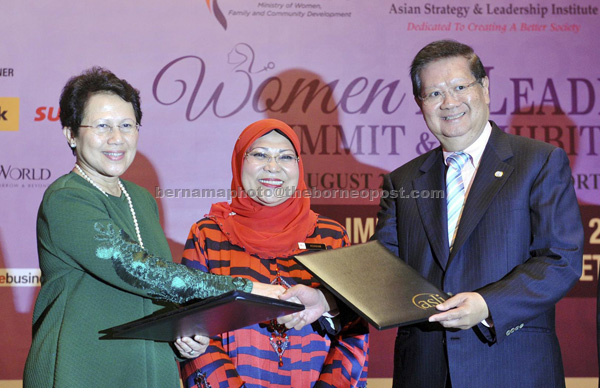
left=94, top=223, right=251, bottom=303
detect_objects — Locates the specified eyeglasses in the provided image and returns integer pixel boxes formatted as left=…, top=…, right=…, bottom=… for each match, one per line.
left=244, top=150, right=299, bottom=167
left=79, top=121, right=140, bottom=135
left=418, top=79, right=481, bottom=106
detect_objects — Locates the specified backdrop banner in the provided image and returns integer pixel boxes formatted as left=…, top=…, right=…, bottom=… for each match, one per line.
left=1, top=0, right=599, bottom=383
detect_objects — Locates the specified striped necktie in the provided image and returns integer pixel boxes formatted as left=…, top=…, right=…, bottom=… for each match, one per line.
left=446, top=152, right=470, bottom=249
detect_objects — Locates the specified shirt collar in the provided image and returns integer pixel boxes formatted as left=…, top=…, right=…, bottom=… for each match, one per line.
left=443, top=121, right=492, bottom=168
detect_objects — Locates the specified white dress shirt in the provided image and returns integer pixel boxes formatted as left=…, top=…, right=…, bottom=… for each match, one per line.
left=442, top=121, right=494, bottom=328
left=443, top=121, right=492, bottom=209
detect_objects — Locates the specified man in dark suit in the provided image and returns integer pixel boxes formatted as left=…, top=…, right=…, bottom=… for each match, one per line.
left=373, top=40, right=583, bottom=388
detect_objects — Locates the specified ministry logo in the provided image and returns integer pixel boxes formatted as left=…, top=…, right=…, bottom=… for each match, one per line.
left=205, top=0, right=228, bottom=30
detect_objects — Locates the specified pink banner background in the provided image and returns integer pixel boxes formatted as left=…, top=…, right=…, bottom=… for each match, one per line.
left=1, top=0, right=599, bottom=384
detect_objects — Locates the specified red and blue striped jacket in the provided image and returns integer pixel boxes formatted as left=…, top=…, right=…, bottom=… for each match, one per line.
left=180, top=215, right=369, bottom=388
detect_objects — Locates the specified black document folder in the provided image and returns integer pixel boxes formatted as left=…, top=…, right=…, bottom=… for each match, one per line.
left=101, top=290, right=304, bottom=341
left=294, top=240, right=448, bottom=330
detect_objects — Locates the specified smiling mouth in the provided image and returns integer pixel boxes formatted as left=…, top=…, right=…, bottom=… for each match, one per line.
left=259, top=178, right=283, bottom=187
left=443, top=112, right=465, bottom=120
left=103, top=151, right=125, bottom=159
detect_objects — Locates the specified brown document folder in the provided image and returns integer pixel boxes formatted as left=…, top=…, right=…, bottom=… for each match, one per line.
left=294, top=240, right=448, bottom=330
left=101, top=290, right=304, bottom=341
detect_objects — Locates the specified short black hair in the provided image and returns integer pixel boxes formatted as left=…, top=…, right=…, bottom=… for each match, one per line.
left=59, top=67, right=142, bottom=136
left=410, top=40, right=487, bottom=97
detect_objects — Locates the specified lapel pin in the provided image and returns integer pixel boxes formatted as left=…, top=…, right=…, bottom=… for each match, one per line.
left=494, top=171, right=504, bottom=178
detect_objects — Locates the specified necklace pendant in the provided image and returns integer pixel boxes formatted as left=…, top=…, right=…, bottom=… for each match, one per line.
left=268, top=265, right=290, bottom=367
left=271, top=274, right=291, bottom=289
left=269, top=330, right=289, bottom=367
left=193, top=370, right=212, bottom=388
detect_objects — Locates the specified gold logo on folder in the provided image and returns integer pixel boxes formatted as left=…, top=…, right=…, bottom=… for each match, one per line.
left=412, top=293, right=446, bottom=310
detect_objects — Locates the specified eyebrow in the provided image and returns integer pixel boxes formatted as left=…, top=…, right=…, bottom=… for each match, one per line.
left=423, top=78, right=473, bottom=90
left=87, top=118, right=137, bottom=123
left=249, top=146, right=296, bottom=153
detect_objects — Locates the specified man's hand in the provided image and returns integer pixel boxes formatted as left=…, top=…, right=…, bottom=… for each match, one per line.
left=276, top=285, right=335, bottom=330
left=428, top=292, right=490, bottom=330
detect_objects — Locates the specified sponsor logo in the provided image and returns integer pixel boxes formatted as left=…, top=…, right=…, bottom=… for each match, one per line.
left=0, top=165, right=51, bottom=181
left=34, top=106, right=61, bottom=122
left=412, top=293, right=446, bottom=310
left=0, top=97, right=19, bottom=131
left=0, top=68, right=14, bottom=77
left=0, top=268, right=41, bottom=287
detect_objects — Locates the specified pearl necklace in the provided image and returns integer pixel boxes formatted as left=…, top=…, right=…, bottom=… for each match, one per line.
left=74, top=164, right=145, bottom=249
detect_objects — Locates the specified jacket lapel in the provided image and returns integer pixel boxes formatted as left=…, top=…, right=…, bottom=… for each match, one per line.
left=449, top=123, right=514, bottom=264
left=414, top=148, right=450, bottom=269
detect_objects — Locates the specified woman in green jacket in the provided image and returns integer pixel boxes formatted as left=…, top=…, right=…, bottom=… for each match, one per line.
left=23, top=67, right=284, bottom=388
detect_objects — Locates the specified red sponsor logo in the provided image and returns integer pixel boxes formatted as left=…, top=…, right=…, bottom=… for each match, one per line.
left=34, top=106, right=60, bottom=122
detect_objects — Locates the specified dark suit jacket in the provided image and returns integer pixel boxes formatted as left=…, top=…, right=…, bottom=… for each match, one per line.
left=373, top=122, right=583, bottom=388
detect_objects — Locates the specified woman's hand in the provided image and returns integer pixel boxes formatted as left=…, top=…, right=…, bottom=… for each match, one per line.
left=175, top=335, right=210, bottom=359
left=250, top=282, right=286, bottom=299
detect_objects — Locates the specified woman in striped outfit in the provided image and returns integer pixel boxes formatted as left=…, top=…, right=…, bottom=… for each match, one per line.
left=180, top=119, right=369, bottom=388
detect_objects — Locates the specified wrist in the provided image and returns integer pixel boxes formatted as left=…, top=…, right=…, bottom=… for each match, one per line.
left=320, top=288, right=339, bottom=317
left=232, top=277, right=253, bottom=293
